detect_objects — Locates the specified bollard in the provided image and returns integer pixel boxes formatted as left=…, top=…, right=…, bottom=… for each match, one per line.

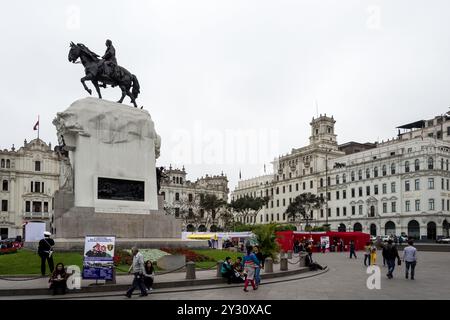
left=264, top=257, right=273, bottom=273
left=216, top=260, right=223, bottom=278
left=287, top=250, right=293, bottom=259
left=186, top=261, right=196, bottom=280
left=280, top=257, right=288, bottom=271
left=279, top=251, right=286, bottom=259
left=299, top=252, right=307, bottom=267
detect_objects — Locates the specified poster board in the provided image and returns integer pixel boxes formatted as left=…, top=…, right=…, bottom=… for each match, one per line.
left=82, top=236, right=116, bottom=280
left=320, top=236, right=330, bottom=249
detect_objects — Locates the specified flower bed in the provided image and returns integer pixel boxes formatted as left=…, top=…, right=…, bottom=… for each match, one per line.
left=114, top=249, right=171, bottom=266
left=160, top=247, right=212, bottom=262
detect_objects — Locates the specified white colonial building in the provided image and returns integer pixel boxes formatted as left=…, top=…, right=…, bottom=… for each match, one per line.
left=0, top=139, right=61, bottom=239
left=160, top=166, right=229, bottom=231
left=231, top=113, right=450, bottom=240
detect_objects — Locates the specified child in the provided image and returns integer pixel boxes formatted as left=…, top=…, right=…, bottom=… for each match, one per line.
left=370, top=246, right=377, bottom=265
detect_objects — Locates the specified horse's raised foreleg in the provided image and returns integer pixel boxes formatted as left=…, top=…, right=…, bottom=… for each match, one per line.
left=117, top=86, right=127, bottom=104
left=93, top=80, right=102, bottom=99
left=80, top=75, right=92, bottom=95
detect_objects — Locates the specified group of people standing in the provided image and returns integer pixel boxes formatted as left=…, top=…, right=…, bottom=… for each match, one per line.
left=362, top=239, right=418, bottom=280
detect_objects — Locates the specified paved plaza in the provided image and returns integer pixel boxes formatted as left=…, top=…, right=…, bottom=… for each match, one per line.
left=5, top=250, right=450, bottom=300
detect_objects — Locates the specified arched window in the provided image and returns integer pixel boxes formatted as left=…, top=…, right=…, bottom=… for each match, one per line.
left=342, top=173, right=346, bottom=183
left=391, top=163, right=396, bottom=174
left=374, top=167, right=378, bottom=177
left=351, top=171, right=355, bottom=181
left=366, top=168, right=370, bottom=179
left=0, top=159, right=4, bottom=168
left=414, top=159, right=420, bottom=171
left=385, top=221, right=396, bottom=236
left=2, top=180, right=8, bottom=191
left=382, top=165, right=387, bottom=176
left=358, top=170, right=362, bottom=180
left=428, top=157, right=434, bottom=170
left=5, top=160, right=10, bottom=168
left=320, top=178, right=323, bottom=187
left=336, top=175, right=340, bottom=185
left=405, top=161, right=410, bottom=173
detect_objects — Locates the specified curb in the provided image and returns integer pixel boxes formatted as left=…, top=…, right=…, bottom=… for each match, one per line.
left=0, top=267, right=310, bottom=297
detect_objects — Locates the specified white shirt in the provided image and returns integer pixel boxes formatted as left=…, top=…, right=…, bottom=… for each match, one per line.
left=403, top=246, right=417, bottom=262
left=130, top=252, right=145, bottom=274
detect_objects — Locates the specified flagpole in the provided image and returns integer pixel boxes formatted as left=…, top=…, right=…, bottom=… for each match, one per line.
left=38, top=115, right=40, bottom=140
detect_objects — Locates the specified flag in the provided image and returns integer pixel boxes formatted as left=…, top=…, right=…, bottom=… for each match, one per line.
left=239, top=170, right=241, bottom=180
left=264, top=164, right=266, bottom=173
left=33, top=119, right=39, bottom=130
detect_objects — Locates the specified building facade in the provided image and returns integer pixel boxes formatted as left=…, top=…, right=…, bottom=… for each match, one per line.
left=0, top=139, right=61, bottom=239
left=231, top=113, right=450, bottom=240
left=160, top=166, right=229, bottom=231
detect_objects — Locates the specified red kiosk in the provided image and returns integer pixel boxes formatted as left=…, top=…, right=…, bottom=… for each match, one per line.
left=276, top=230, right=370, bottom=252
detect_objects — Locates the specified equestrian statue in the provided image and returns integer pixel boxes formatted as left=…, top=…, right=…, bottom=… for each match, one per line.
left=68, top=40, right=141, bottom=108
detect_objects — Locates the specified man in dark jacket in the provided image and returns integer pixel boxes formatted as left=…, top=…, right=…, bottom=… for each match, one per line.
left=38, top=231, right=55, bottom=276
left=384, top=239, right=400, bottom=279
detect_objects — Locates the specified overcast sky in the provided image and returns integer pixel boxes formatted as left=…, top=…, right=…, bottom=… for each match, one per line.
left=1, top=0, right=449, bottom=191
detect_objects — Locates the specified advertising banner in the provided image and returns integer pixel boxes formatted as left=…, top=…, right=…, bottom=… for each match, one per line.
left=82, top=236, right=116, bottom=280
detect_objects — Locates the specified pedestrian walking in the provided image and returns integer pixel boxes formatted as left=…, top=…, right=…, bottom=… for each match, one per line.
left=125, top=247, right=148, bottom=298
left=383, top=239, right=401, bottom=279
left=349, top=240, right=357, bottom=259
left=381, top=242, right=387, bottom=267
left=38, top=231, right=55, bottom=276
left=253, top=246, right=264, bottom=286
left=403, top=240, right=418, bottom=280
left=363, top=242, right=372, bottom=266
left=242, top=247, right=259, bottom=292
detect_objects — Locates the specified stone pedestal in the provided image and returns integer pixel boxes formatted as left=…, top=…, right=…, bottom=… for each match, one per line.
left=52, top=98, right=181, bottom=239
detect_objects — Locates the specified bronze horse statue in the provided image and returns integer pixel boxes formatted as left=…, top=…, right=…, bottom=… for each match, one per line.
left=68, top=42, right=140, bottom=108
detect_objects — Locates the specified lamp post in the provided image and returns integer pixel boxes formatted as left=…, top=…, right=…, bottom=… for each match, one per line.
left=324, top=148, right=332, bottom=227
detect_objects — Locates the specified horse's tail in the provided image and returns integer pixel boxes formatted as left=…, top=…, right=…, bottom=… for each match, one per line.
left=131, top=74, right=140, bottom=99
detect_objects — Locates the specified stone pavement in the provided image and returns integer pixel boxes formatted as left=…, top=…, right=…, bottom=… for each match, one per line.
left=52, top=250, right=450, bottom=300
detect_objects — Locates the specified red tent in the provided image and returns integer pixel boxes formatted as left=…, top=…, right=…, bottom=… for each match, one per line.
left=276, top=230, right=370, bottom=253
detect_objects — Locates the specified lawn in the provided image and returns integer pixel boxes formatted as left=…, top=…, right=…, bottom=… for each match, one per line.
left=0, top=248, right=244, bottom=275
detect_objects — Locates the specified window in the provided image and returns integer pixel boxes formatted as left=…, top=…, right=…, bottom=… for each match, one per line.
left=161, top=192, right=165, bottom=200
left=366, top=168, right=370, bottom=179
left=429, top=199, right=435, bottom=211
left=282, top=186, right=285, bottom=193
left=277, top=199, right=279, bottom=207
left=34, top=181, right=41, bottom=193
left=336, top=175, right=340, bottom=185
left=282, top=199, right=285, bottom=206
left=175, top=193, right=180, bottom=201
left=428, top=178, right=434, bottom=190
left=327, top=177, right=331, bottom=186
left=358, top=170, right=362, bottom=180
left=415, top=200, right=420, bottom=211
left=358, top=187, right=363, bottom=197
left=391, top=182, right=396, bottom=193
left=415, top=179, right=420, bottom=190
left=295, top=183, right=299, bottom=191
left=336, top=207, right=340, bottom=217
left=442, top=178, right=445, bottom=190
left=266, top=214, right=269, bottom=222
left=260, top=215, right=263, bottom=223
left=44, top=202, right=49, bottom=213
left=358, top=205, right=363, bottom=215
left=441, top=158, right=444, bottom=170
left=391, top=163, right=396, bottom=174
left=336, top=191, right=340, bottom=200
left=343, top=190, right=347, bottom=199
left=382, top=165, right=387, bottom=176
left=271, top=201, right=273, bottom=208
left=428, top=157, right=434, bottom=170
left=6, top=160, right=10, bottom=168
left=351, top=171, right=355, bottom=181
left=327, top=192, right=331, bottom=201
left=1, top=200, right=7, bottom=212
left=320, top=178, right=324, bottom=187
left=303, top=182, right=306, bottom=190
left=405, top=180, right=410, bottom=192
left=383, top=203, right=387, bottom=213
left=442, top=199, right=445, bottom=211
left=405, top=200, right=410, bottom=212
left=289, top=185, right=292, bottom=192
left=382, top=183, right=387, bottom=194
left=2, top=180, right=8, bottom=191
left=310, top=181, right=313, bottom=188
left=374, top=167, right=378, bottom=177
left=351, top=188, right=355, bottom=198
left=366, top=186, right=370, bottom=196
left=414, top=159, right=420, bottom=171
left=343, top=174, right=346, bottom=183
left=276, top=187, right=279, bottom=195
left=447, top=160, right=449, bottom=171
left=405, top=161, right=410, bottom=173
left=448, top=179, right=450, bottom=191
left=271, top=214, right=274, bottom=221
left=328, top=208, right=331, bottom=217
left=343, top=207, right=347, bottom=216
left=0, top=159, right=4, bottom=168
left=352, top=206, right=356, bottom=215
left=374, top=185, right=379, bottom=195
left=391, top=202, right=396, bottom=213
left=188, top=194, right=193, bottom=202
left=320, top=209, right=324, bottom=218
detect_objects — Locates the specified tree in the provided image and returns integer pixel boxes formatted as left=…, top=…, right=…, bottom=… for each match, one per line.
left=229, top=196, right=269, bottom=224
left=163, top=196, right=203, bottom=230
left=285, top=193, right=324, bottom=227
left=199, top=193, right=227, bottom=227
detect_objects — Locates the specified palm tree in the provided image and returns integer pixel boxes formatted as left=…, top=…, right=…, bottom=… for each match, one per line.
left=285, top=193, right=324, bottom=229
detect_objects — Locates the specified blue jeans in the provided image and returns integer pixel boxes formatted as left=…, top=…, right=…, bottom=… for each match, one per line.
left=255, top=267, right=261, bottom=286
left=386, top=259, right=396, bottom=276
left=405, top=261, right=416, bottom=279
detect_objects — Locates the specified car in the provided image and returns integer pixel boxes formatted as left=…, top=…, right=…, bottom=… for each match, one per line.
left=436, top=237, right=450, bottom=244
